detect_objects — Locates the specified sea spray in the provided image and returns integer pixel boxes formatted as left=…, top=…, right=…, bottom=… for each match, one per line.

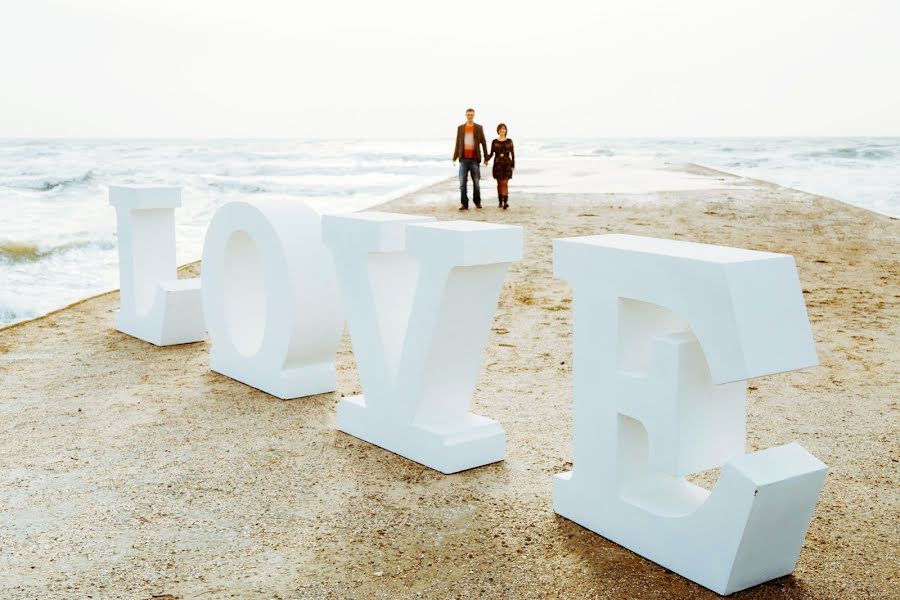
left=0, top=239, right=116, bottom=264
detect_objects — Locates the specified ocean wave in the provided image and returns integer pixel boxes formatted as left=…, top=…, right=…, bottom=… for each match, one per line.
left=205, top=179, right=269, bottom=194
left=0, top=306, right=27, bottom=325
left=351, top=151, right=445, bottom=163
left=0, top=239, right=114, bottom=264
left=538, top=142, right=570, bottom=151
left=556, top=147, right=616, bottom=158
left=861, top=148, right=895, bottom=160
left=11, top=170, right=97, bottom=192
left=200, top=170, right=421, bottom=196
left=794, top=146, right=895, bottom=161
left=725, top=158, right=770, bottom=168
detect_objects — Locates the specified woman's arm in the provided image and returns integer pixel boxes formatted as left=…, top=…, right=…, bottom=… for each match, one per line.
left=485, top=139, right=496, bottom=164
left=510, top=140, right=515, bottom=169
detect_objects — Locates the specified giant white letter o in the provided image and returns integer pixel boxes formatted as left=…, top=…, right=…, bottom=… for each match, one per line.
left=201, top=199, right=343, bottom=399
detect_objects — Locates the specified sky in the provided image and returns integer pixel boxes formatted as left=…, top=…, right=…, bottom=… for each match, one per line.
left=1, top=0, right=899, bottom=138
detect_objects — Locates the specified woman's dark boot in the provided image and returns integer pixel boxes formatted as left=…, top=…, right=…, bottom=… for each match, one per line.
left=498, top=195, right=503, bottom=207
left=502, top=196, right=509, bottom=209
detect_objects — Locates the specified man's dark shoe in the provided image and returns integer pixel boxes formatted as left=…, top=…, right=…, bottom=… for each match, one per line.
left=459, top=206, right=469, bottom=211
left=474, top=201, right=482, bottom=209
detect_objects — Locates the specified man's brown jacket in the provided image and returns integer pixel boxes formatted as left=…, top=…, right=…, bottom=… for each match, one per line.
left=453, top=123, right=488, bottom=162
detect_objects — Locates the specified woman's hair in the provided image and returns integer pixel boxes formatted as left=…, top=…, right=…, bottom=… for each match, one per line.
left=496, top=123, right=507, bottom=134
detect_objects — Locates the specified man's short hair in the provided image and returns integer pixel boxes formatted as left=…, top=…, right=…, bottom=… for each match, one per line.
left=466, top=108, right=475, bottom=114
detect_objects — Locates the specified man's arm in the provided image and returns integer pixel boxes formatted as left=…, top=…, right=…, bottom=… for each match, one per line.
left=452, top=126, right=460, bottom=162
left=479, top=126, right=489, bottom=159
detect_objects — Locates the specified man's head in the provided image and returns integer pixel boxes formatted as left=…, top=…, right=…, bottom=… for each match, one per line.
left=465, top=108, right=475, bottom=124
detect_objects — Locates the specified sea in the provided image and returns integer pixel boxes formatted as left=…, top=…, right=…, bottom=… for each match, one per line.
left=1, top=137, right=898, bottom=327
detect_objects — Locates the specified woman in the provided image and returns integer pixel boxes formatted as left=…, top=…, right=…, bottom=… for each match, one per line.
left=485, top=123, right=515, bottom=209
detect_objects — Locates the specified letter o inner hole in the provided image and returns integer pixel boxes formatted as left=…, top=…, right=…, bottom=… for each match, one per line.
left=223, top=230, right=266, bottom=357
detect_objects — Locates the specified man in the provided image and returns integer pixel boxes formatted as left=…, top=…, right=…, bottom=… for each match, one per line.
left=452, top=108, right=489, bottom=209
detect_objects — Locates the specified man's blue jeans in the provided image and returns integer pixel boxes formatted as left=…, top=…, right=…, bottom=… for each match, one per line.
left=458, top=158, right=481, bottom=207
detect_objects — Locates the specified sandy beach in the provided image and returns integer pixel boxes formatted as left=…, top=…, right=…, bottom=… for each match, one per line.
left=0, top=161, right=897, bottom=599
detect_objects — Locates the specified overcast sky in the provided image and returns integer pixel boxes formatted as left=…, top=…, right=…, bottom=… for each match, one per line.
left=1, top=0, right=898, bottom=138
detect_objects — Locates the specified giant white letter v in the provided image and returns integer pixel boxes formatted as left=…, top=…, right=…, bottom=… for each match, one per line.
left=323, top=212, right=523, bottom=474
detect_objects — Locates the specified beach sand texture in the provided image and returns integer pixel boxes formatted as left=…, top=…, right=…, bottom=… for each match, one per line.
left=0, top=164, right=897, bottom=599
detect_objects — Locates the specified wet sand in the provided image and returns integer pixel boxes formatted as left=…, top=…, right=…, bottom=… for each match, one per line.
left=0, top=164, right=897, bottom=599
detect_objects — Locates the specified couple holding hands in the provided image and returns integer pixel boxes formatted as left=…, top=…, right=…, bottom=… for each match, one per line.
left=452, top=107, right=515, bottom=210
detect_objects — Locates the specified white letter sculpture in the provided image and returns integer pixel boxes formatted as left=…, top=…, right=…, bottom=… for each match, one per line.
left=109, top=185, right=204, bottom=346
left=323, top=212, right=523, bottom=474
left=553, top=234, right=827, bottom=595
left=202, top=200, right=343, bottom=399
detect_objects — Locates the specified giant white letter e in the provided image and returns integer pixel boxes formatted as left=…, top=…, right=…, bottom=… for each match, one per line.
left=553, top=234, right=827, bottom=595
